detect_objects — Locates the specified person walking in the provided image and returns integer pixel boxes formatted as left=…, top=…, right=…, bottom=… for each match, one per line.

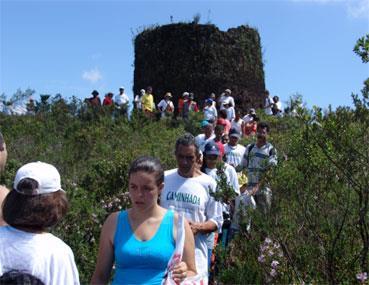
left=160, top=133, right=223, bottom=282
left=91, top=156, right=196, bottom=285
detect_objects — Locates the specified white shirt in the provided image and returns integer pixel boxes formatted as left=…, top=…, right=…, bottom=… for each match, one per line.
left=195, top=133, right=216, bottom=152
left=218, top=95, right=235, bottom=110
left=203, top=105, right=217, bottom=121
left=0, top=226, right=80, bottom=285
left=242, top=114, right=254, bottom=124
left=115, top=93, right=129, bottom=107
left=160, top=169, right=223, bottom=278
left=264, top=96, right=273, bottom=115
left=225, top=107, right=235, bottom=121
left=224, top=144, right=246, bottom=169
left=205, top=163, right=240, bottom=195
left=231, top=118, right=243, bottom=135
left=230, top=193, right=256, bottom=230
left=157, top=99, right=174, bottom=117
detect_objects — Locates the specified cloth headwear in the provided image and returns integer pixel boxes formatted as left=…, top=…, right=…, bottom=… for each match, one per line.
left=13, top=162, right=64, bottom=195
left=229, top=128, right=241, bottom=139
left=204, top=141, right=220, bottom=156
left=91, top=90, right=99, bottom=96
left=225, top=89, right=231, bottom=94
left=206, top=98, right=213, bottom=104
left=182, top=92, right=189, bottom=97
left=250, top=108, right=256, bottom=114
left=119, top=86, right=125, bottom=90
left=200, top=120, right=210, bottom=128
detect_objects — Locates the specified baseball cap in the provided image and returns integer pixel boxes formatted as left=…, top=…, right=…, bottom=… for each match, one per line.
left=182, top=92, right=189, bottom=97
left=204, top=141, right=220, bottom=156
left=250, top=108, right=256, bottom=114
left=13, top=162, right=64, bottom=195
left=205, top=98, right=213, bottom=104
left=119, top=86, right=125, bottom=90
left=225, top=89, right=231, bottom=94
left=200, top=120, right=210, bottom=128
left=229, top=128, right=241, bottom=139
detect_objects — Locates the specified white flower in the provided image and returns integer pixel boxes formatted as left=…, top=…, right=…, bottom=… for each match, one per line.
left=356, top=272, right=368, bottom=282
left=271, top=260, right=279, bottom=268
left=270, top=268, right=277, bottom=277
left=257, top=255, right=265, bottom=263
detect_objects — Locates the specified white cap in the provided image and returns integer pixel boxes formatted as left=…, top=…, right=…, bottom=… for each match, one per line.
left=13, top=162, right=63, bottom=195
left=119, top=86, right=125, bottom=90
left=182, top=92, right=189, bottom=97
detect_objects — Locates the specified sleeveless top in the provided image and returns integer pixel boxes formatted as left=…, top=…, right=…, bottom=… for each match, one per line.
left=112, top=210, right=175, bottom=285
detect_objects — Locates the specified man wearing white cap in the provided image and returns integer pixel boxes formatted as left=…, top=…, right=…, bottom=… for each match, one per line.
left=115, top=87, right=130, bottom=117
left=218, top=89, right=235, bottom=111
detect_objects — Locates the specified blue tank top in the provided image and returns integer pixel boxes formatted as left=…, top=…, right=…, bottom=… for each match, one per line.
left=112, top=210, right=175, bottom=285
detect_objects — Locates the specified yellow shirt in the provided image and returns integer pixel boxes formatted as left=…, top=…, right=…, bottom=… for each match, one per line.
left=141, top=93, right=154, bottom=112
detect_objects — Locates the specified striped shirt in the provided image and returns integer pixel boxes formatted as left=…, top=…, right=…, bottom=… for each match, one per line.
left=241, top=142, right=277, bottom=187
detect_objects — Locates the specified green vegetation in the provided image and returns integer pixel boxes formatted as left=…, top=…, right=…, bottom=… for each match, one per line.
left=0, top=36, right=367, bottom=284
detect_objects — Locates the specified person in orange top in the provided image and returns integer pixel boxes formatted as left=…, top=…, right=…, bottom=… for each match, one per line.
left=243, top=115, right=259, bottom=137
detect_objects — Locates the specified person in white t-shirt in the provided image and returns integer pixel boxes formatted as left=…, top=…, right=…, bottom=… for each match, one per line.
left=115, top=87, right=130, bottom=117
left=231, top=110, right=243, bottom=136
left=223, top=102, right=235, bottom=121
left=218, top=89, right=235, bottom=111
left=242, top=108, right=256, bottom=124
left=201, top=141, right=240, bottom=249
left=195, top=120, right=216, bottom=152
left=157, top=92, right=175, bottom=118
left=224, top=128, right=246, bottom=169
left=264, top=90, right=273, bottom=115
left=272, top=96, right=283, bottom=117
left=134, top=89, right=145, bottom=110
left=203, top=99, right=217, bottom=122
left=0, top=162, right=80, bottom=285
left=160, top=133, right=223, bottom=280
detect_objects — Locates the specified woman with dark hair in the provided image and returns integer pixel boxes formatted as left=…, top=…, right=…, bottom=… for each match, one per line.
left=0, top=162, right=80, bottom=285
left=91, top=156, right=196, bottom=285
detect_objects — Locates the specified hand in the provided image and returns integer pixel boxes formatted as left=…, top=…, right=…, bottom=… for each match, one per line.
left=171, top=261, right=188, bottom=283
left=188, top=221, right=202, bottom=235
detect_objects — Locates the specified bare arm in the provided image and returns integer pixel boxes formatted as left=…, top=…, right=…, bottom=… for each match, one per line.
left=188, top=219, right=218, bottom=235
left=90, top=212, right=118, bottom=285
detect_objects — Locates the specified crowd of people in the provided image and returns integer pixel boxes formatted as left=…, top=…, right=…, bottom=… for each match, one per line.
left=84, top=86, right=284, bottom=123
left=0, top=84, right=279, bottom=284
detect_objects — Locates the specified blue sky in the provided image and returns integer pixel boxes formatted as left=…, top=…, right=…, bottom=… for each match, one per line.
left=1, top=0, right=368, bottom=109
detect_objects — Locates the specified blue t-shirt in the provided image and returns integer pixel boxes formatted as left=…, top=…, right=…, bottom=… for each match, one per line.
left=112, top=210, right=175, bottom=285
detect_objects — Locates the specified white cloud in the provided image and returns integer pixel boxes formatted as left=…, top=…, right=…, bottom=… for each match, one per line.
left=82, top=67, right=102, bottom=83
left=347, top=0, right=369, bottom=19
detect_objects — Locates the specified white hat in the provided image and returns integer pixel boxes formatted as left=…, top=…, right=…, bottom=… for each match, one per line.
left=13, top=162, right=63, bottom=195
left=119, top=86, right=125, bottom=90
left=183, top=92, right=189, bottom=97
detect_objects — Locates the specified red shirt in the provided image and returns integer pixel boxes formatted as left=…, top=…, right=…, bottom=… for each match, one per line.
left=217, top=118, right=231, bottom=135
left=103, top=97, right=113, bottom=106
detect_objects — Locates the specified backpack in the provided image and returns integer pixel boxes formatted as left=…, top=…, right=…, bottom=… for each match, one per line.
left=245, top=143, right=276, bottom=166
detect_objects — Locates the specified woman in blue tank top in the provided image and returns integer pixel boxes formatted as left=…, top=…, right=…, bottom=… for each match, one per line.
left=91, top=156, right=197, bottom=285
